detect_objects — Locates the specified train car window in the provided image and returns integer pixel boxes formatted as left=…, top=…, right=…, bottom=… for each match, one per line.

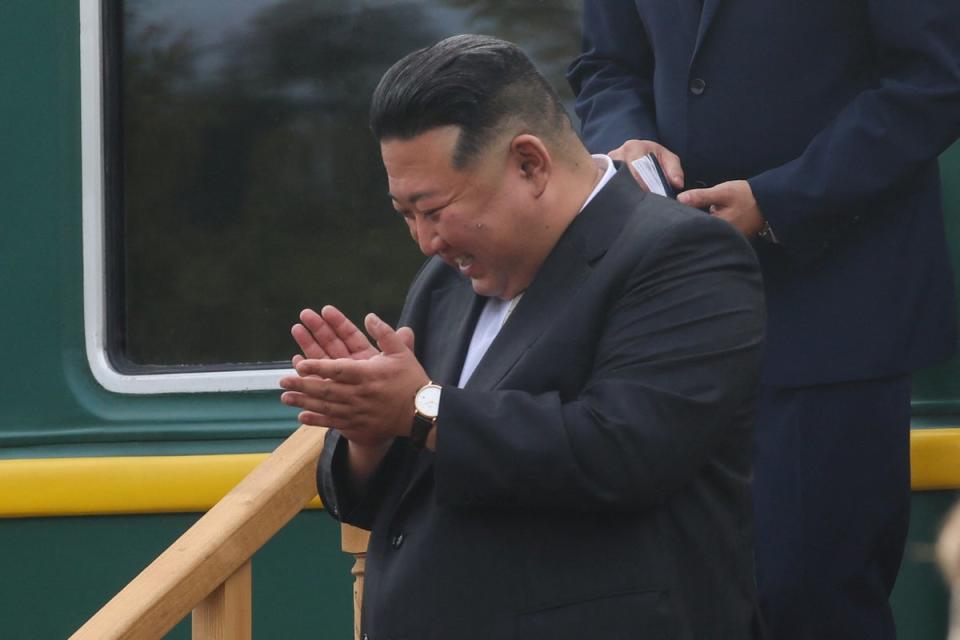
left=82, top=0, right=581, bottom=392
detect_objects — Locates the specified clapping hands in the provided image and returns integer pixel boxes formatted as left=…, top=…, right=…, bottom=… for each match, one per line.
left=281, top=307, right=427, bottom=446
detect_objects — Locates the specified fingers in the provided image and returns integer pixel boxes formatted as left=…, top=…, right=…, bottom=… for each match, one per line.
left=293, top=306, right=377, bottom=361
left=364, top=313, right=409, bottom=355
left=296, top=410, right=335, bottom=428
left=608, top=139, right=684, bottom=191
left=280, top=374, right=353, bottom=402
left=677, top=181, right=764, bottom=235
left=280, top=374, right=356, bottom=419
left=678, top=185, right=722, bottom=210
left=295, top=410, right=383, bottom=447
left=608, top=139, right=653, bottom=163
left=280, top=370, right=361, bottom=428
left=292, top=321, right=414, bottom=366
left=654, top=147, right=685, bottom=189
left=292, top=314, right=330, bottom=359
left=396, top=326, right=416, bottom=352
left=294, top=358, right=364, bottom=383
left=298, top=307, right=349, bottom=359
left=280, top=390, right=353, bottom=419
left=294, top=408, right=354, bottom=432
left=607, top=147, right=629, bottom=162
left=678, top=182, right=744, bottom=210
left=320, top=306, right=376, bottom=357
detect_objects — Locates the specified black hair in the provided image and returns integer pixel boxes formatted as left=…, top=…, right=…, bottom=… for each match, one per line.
left=370, top=34, right=570, bottom=167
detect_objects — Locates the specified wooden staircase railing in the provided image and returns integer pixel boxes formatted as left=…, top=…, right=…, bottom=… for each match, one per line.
left=70, top=425, right=369, bottom=640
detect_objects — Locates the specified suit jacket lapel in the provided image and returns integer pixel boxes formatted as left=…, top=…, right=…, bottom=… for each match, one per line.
left=464, top=163, right=638, bottom=392
left=461, top=243, right=591, bottom=391
left=676, top=0, right=705, bottom=40
left=692, top=0, right=723, bottom=62
left=421, top=283, right=484, bottom=386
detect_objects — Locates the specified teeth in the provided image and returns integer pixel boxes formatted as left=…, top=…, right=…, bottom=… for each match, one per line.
left=456, top=256, right=474, bottom=269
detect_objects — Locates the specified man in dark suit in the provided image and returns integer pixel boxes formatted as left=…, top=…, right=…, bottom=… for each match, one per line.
left=281, top=34, right=765, bottom=639
left=567, top=1, right=960, bottom=637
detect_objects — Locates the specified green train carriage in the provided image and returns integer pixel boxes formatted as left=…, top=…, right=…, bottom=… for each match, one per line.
left=1, top=1, right=958, bottom=637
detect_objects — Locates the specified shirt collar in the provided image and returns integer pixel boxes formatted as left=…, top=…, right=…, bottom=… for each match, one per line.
left=579, top=154, right=617, bottom=213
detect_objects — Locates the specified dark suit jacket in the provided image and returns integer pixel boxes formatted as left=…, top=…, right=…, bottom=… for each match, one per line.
left=318, top=166, right=766, bottom=639
left=568, top=0, right=960, bottom=386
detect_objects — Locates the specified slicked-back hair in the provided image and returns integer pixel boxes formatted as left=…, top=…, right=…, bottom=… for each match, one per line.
left=370, top=34, right=572, bottom=168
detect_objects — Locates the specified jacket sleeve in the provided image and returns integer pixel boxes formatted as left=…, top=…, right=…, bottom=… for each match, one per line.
left=316, top=430, right=408, bottom=529
left=433, top=214, right=765, bottom=512
left=566, top=0, right=659, bottom=154
left=748, top=0, right=960, bottom=255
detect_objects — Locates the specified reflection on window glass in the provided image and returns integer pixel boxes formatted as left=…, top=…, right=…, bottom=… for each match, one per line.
left=109, top=0, right=581, bottom=369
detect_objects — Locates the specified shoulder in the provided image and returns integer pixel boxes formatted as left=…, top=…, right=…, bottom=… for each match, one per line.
left=587, top=166, right=754, bottom=260
left=618, top=193, right=759, bottom=271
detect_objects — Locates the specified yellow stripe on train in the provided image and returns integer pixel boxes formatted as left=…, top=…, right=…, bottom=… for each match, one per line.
left=0, top=428, right=957, bottom=518
left=0, top=452, right=323, bottom=518
left=911, top=428, right=960, bottom=490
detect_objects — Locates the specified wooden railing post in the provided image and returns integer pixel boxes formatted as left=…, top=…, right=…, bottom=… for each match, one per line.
left=192, top=560, right=252, bottom=640
left=70, top=424, right=378, bottom=639
left=341, top=524, right=372, bottom=640
left=70, top=425, right=328, bottom=640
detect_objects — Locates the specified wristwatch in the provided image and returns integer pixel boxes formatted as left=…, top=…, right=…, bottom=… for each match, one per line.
left=411, top=382, right=442, bottom=449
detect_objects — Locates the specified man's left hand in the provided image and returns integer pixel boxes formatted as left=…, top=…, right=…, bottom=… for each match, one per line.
left=280, top=313, right=430, bottom=441
left=678, top=180, right=766, bottom=237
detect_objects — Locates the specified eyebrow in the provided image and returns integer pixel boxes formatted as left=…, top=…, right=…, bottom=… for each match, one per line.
left=388, top=190, right=437, bottom=205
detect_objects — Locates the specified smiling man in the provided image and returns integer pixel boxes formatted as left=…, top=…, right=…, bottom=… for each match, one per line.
left=384, top=124, right=580, bottom=301
left=280, top=35, right=766, bottom=639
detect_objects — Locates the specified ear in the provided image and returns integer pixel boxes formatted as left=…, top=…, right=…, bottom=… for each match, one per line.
left=509, top=134, right=551, bottom=197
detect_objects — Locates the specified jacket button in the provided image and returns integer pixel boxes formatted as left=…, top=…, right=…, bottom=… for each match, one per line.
left=391, top=532, right=405, bottom=549
left=689, top=78, right=706, bottom=95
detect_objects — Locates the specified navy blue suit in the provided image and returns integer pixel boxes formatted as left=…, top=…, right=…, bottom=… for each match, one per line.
left=569, top=0, right=960, bottom=636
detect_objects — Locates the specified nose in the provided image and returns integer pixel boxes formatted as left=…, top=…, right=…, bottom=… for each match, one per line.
left=414, top=217, right=445, bottom=256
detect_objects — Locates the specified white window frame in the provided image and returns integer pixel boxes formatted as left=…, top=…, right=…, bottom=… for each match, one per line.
left=80, top=0, right=293, bottom=394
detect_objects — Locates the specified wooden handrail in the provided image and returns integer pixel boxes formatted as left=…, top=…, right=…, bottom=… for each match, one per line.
left=71, top=425, right=333, bottom=639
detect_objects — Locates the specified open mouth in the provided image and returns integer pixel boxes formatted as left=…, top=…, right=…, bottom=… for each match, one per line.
left=455, top=255, right=474, bottom=273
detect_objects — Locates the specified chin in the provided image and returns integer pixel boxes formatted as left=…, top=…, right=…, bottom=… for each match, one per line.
left=472, top=281, right=520, bottom=301
left=469, top=279, right=503, bottom=299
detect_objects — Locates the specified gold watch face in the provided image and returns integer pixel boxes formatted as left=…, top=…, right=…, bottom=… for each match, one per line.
left=415, top=384, right=442, bottom=419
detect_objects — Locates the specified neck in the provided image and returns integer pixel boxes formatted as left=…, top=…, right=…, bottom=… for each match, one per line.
left=554, top=149, right=607, bottom=222
left=504, top=149, right=605, bottom=299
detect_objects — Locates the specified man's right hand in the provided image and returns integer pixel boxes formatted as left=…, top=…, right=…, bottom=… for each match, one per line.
left=609, top=139, right=685, bottom=192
